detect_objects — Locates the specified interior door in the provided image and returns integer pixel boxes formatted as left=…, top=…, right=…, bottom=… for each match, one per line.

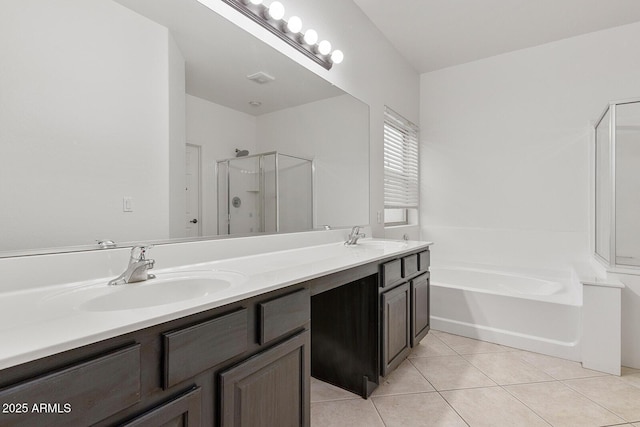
left=185, top=144, right=201, bottom=237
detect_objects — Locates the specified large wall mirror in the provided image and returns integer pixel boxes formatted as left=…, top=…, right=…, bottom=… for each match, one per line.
left=0, top=0, right=370, bottom=257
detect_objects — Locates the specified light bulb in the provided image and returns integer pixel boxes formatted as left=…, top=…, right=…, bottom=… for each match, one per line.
left=249, top=0, right=262, bottom=4
left=267, top=1, right=285, bottom=20
left=331, top=49, right=344, bottom=64
left=303, top=29, right=318, bottom=45
left=286, top=16, right=302, bottom=33
left=318, top=40, right=332, bottom=55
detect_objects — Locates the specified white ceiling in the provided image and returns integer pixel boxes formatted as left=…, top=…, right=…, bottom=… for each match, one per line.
left=114, top=0, right=342, bottom=115
left=353, top=0, right=640, bottom=73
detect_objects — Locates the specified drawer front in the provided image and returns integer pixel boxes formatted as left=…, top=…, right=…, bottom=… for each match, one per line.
left=402, top=254, right=419, bottom=278
left=122, top=387, right=202, bottom=427
left=381, top=259, right=402, bottom=288
left=163, top=309, right=248, bottom=389
left=0, top=345, right=141, bottom=427
left=259, top=288, right=310, bottom=345
left=418, top=250, right=430, bottom=272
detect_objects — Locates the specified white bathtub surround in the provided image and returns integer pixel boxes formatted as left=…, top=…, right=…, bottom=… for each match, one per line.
left=430, top=264, right=582, bottom=361
left=581, top=283, right=623, bottom=375
left=573, top=262, right=624, bottom=375
left=0, top=232, right=430, bottom=370
left=431, top=261, right=627, bottom=374
left=609, top=271, right=640, bottom=369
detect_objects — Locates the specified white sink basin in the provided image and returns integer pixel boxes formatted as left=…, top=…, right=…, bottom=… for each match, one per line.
left=46, top=270, right=246, bottom=312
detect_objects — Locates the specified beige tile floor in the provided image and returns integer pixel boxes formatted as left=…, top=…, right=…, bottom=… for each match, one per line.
left=311, top=330, right=640, bottom=427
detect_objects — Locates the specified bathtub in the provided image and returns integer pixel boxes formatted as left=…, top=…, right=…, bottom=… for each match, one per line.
left=430, top=265, right=582, bottom=361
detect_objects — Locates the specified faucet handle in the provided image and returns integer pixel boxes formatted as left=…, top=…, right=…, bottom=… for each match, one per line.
left=130, top=245, right=154, bottom=262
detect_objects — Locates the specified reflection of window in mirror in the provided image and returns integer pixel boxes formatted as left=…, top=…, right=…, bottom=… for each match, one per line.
left=383, top=106, right=419, bottom=227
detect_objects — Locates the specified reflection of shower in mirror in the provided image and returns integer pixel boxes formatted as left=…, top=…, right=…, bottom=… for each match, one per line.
left=217, top=152, right=313, bottom=235
left=235, top=148, right=249, bottom=157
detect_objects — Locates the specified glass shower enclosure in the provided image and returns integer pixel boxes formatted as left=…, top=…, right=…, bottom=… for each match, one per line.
left=217, top=152, right=313, bottom=235
left=594, top=98, right=640, bottom=268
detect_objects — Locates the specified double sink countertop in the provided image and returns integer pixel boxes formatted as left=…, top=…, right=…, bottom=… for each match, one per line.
left=0, top=238, right=431, bottom=370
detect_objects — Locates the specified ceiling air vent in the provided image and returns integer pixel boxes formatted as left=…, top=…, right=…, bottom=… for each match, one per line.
left=246, top=71, right=275, bottom=84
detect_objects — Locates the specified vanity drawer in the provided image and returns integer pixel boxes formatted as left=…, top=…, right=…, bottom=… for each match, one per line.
left=163, top=309, right=248, bottom=389
left=418, top=250, right=430, bottom=272
left=381, top=259, right=403, bottom=288
left=0, top=344, right=141, bottom=427
left=402, top=254, right=419, bottom=278
left=259, top=288, right=310, bottom=345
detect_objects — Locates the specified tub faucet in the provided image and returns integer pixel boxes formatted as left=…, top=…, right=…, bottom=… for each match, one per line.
left=345, top=226, right=366, bottom=245
left=108, top=245, right=156, bottom=286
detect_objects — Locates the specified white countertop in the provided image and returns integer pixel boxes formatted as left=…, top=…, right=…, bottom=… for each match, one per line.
left=0, top=238, right=431, bottom=370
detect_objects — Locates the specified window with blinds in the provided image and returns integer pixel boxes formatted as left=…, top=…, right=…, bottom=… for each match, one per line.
left=384, top=107, right=419, bottom=225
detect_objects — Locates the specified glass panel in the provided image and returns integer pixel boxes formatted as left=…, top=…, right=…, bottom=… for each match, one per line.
left=595, top=108, right=611, bottom=262
left=615, top=101, right=640, bottom=266
left=217, top=162, right=229, bottom=235
left=262, top=154, right=277, bottom=233
left=278, top=155, right=313, bottom=233
left=384, top=208, right=407, bottom=226
left=227, top=157, right=261, bottom=235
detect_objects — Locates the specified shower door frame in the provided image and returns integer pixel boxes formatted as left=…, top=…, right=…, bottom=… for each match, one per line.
left=593, top=97, right=640, bottom=271
left=216, top=151, right=315, bottom=235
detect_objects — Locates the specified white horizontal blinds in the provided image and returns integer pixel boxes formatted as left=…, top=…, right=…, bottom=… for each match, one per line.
left=384, top=107, right=419, bottom=209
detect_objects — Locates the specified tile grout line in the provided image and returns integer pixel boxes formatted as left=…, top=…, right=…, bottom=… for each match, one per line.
left=367, top=399, right=388, bottom=427
left=407, top=332, right=640, bottom=426
left=436, top=389, right=471, bottom=427
left=439, top=335, right=553, bottom=427
left=427, top=331, right=620, bottom=427
left=407, top=348, right=473, bottom=426
left=499, top=381, right=557, bottom=427
left=560, top=378, right=635, bottom=423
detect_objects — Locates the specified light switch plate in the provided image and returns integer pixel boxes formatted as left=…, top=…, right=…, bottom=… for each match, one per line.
left=123, top=196, right=133, bottom=212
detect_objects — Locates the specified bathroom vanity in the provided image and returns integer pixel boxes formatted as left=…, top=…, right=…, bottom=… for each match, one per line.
left=0, top=240, right=430, bottom=426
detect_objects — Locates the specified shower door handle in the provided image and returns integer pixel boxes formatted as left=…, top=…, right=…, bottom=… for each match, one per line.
left=190, top=219, right=198, bottom=224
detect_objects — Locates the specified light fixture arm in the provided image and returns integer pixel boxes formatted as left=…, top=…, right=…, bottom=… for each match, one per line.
left=219, top=0, right=338, bottom=70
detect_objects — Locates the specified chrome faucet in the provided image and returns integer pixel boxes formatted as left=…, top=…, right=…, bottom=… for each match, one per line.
left=345, top=226, right=366, bottom=245
left=108, top=245, right=156, bottom=286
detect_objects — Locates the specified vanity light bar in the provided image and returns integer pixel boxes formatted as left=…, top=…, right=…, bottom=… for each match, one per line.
left=219, top=0, right=343, bottom=70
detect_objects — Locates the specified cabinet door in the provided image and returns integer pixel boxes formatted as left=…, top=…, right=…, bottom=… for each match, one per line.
left=381, top=282, right=411, bottom=376
left=122, top=387, right=201, bottom=427
left=411, top=273, right=430, bottom=347
left=220, top=330, right=310, bottom=427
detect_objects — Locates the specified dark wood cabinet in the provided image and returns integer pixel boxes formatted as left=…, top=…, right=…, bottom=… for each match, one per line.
left=219, top=331, right=310, bottom=427
left=380, top=250, right=431, bottom=377
left=381, top=282, right=411, bottom=376
left=0, top=345, right=141, bottom=427
left=411, top=273, right=430, bottom=347
left=121, top=387, right=202, bottom=427
left=0, top=284, right=311, bottom=427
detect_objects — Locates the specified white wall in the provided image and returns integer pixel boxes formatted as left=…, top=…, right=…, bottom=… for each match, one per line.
left=168, top=34, right=187, bottom=238
left=420, top=21, right=640, bottom=270
left=0, top=0, right=176, bottom=251
left=420, top=22, right=640, bottom=367
left=256, top=94, right=369, bottom=229
left=185, top=95, right=258, bottom=236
